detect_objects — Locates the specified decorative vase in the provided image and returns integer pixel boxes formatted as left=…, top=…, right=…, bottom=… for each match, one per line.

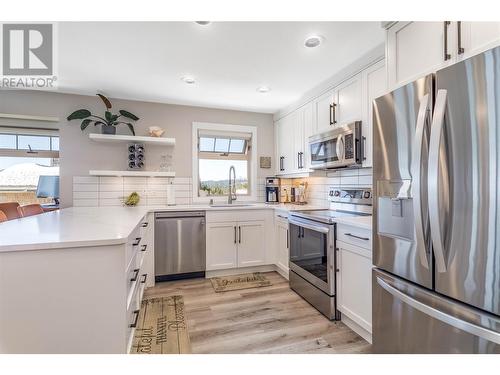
left=102, top=125, right=116, bottom=135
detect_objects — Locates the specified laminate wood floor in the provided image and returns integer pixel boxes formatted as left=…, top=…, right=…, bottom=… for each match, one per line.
left=144, top=271, right=371, bottom=354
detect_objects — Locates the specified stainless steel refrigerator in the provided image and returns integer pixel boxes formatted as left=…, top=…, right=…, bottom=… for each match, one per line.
left=372, top=45, right=500, bottom=353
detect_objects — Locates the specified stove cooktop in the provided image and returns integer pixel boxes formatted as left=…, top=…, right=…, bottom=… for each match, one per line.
left=290, top=209, right=368, bottom=224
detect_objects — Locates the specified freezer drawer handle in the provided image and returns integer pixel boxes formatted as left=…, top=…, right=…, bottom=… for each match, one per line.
left=344, top=233, right=369, bottom=241
left=377, top=276, right=500, bottom=345
left=457, top=21, right=465, bottom=55
left=129, top=310, right=140, bottom=328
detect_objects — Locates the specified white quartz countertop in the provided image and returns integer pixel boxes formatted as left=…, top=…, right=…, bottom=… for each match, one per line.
left=0, top=203, right=370, bottom=252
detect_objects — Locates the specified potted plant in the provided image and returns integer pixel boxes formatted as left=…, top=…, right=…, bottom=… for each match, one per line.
left=67, top=94, right=139, bottom=135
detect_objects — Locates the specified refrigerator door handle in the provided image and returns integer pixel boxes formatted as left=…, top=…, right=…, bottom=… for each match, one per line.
left=376, top=275, right=500, bottom=345
left=412, top=93, right=431, bottom=269
left=428, top=89, right=448, bottom=273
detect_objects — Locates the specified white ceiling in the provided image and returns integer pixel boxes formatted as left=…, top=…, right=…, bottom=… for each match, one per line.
left=57, top=22, right=384, bottom=113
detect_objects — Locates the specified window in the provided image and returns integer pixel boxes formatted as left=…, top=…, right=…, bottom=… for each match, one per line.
left=192, top=122, right=257, bottom=202
left=0, top=127, right=59, bottom=205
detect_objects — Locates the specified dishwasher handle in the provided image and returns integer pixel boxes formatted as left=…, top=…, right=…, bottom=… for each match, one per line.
left=155, top=211, right=205, bottom=219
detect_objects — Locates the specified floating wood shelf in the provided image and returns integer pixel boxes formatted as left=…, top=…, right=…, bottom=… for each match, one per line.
left=89, top=170, right=175, bottom=177
left=89, top=133, right=176, bottom=146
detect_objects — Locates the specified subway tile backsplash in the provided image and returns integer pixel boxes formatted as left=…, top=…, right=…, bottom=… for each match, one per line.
left=73, top=176, right=266, bottom=207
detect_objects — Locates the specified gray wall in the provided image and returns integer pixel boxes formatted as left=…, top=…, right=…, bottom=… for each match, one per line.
left=0, top=90, right=274, bottom=207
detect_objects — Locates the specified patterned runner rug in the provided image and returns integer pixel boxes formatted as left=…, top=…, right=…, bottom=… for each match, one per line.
left=210, top=272, right=272, bottom=292
left=131, top=295, right=191, bottom=354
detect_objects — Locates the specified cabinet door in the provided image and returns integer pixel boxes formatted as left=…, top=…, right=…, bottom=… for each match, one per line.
left=276, top=220, right=289, bottom=274
left=337, top=241, right=372, bottom=332
left=361, top=60, right=386, bottom=168
left=292, top=109, right=304, bottom=172
left=237, top=221, right=266, bottom=268
left=387, top=21, right=455, bottom=89
left=206, top=222, right=238, bottom=270
left=336, top=74, right=362, bottom=126
left=459, top=22, right=500, bottom=60
left=314, top=89, right=336, bottom=133
left=277, top=114, right=294, bottom=174
left=302, top=102, right=314, bottom=170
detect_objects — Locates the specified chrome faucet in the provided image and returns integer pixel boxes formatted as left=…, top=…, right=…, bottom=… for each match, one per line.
left=228, top=165, right=237, bottom=204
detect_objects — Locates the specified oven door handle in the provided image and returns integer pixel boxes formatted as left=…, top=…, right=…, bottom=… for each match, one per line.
left=288, top=217, right=330, bottom=234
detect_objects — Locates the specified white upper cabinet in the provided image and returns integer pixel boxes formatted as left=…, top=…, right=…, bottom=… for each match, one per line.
left=275, top=115, right=294, bottom=175
left=387, top=21, right=500, bottom=90
left=313, top=89, right=336, bottom=134
left=361, top=60, right=386, bottom=168
left=458, top=22, right=500, bottom=60
left=387, top=21, right=455, bottom=89
left=335, top=73, right=362, bottom=125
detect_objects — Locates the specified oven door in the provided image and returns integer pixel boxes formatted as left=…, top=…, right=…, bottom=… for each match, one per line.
left=309, top=134, right=344, bottom=170
left=288, top=216, right=335, bottom=295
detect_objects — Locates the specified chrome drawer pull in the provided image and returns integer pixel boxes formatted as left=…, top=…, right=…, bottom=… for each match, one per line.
left=129, top=310, right=140, bottom=328
left=141, top=274, right=147, bottom=284
left=132, top=237, right=141, bottom=246
left=140, top=244, right=147, bottom=252
left=130, top=268, right=140, bottom=282
left=345, top=233, right=369, bottom=241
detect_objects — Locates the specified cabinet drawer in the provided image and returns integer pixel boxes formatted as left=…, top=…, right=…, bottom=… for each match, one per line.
left=126, top=228, right=142, bottom=268
left=337, top=225, right=372, bottom=250
left=206, top=209, right=269, bottom=223
left=274, top=210, right=289, bottom=223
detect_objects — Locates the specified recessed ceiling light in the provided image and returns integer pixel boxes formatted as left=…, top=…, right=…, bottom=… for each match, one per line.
left=257, top=86, right=270, bottom=93
left=181, top=76, right=196, bottom=84
left=195, top=21, right=211, bottom=26
left=304, top=35, right=324, bottom=48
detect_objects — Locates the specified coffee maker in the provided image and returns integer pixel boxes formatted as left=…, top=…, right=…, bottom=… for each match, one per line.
left=265, top=177, right=280, bottom=204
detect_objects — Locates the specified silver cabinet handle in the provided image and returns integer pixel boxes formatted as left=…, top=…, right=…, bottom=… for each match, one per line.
left=234, top=226, right=237, bottom=244
left=457, top=21, right=465, bottom=55
left=428, top=89, right=448, bottom=273
left=443, top=21, right=451, bottom=61
left=332, top=102, right=337, bottom=124
left=411, top=93, right=431, bottom=270
left=329, top=103, right=334, bottom=125
left=238, top=226, right=241, bottom=244
left=344, top=233, right=369, bottom=241
left=376, top=275, right=500, bottom=345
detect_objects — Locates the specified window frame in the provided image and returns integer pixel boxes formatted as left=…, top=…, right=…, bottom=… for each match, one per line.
left=0, top=127, right=60, bottom=158
left=192, top=122, right=258, bottom=203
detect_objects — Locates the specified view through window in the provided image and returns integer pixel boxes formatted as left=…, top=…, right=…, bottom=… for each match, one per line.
left=198, top=134, right=250, bottom=197
left=0, top=130, right=59, bottom=205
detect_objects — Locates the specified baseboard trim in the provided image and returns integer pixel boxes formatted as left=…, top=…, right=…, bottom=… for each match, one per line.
left=341, top=314, right=372, bottom=344
left=275, top=264, right=289, bottom=280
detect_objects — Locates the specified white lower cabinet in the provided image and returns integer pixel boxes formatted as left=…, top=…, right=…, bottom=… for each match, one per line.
left=275, top=214, right=289, bottom=276
left=237, top=221, right=266, bottom=267
left=206, top=222, right=238, bottom=270
left=206, top=210, right=270, bottom=271
left=336, top=224, right=372, bottom=339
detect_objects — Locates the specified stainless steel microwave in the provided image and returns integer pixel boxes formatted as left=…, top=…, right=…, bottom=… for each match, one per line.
left=308, top=121, right=363, bottom=170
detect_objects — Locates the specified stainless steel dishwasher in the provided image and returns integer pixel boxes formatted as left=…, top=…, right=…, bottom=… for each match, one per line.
left=154, top=211, right=206, bottom=282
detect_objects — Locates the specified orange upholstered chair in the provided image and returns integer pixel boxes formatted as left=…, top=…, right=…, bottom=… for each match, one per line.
left=0, top=202, right=21, bottom=220
left=0, top=210, right=7, bottom=223
left=17, top=203, right=44, bottom=218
